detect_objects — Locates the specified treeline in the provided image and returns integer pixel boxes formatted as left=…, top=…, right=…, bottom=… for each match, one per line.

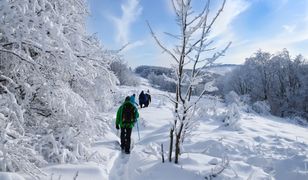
left=223, top=49, right=308, bottom=119
left=135, top=65, right=235, bottom=94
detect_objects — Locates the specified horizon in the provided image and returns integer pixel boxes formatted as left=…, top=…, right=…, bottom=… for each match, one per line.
left=87, top=0, right=308, bottom=68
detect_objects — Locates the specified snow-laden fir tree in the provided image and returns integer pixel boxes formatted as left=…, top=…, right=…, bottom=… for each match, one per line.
left=148, top=0, right=231, bottom=163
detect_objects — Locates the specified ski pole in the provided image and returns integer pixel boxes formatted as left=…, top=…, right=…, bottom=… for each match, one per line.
left=136, top=119, right=140, bottom=140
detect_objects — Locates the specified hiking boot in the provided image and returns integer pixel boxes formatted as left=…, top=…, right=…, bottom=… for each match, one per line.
left=125, top=150, right=130, bottom=154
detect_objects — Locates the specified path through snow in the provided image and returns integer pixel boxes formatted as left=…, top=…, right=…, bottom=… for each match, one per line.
left=21, top=78, right=308, bottom=180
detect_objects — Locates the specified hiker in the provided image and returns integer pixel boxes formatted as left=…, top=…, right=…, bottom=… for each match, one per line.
left=139, top=91, right=147, bottom=108
left=130, top=94, right=138, bottom=107
left=116, top=96, right=139, bottom=154
left=144, top=90, right=151, bottom=107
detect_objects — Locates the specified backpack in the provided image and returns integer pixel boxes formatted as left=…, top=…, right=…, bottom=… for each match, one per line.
left=122, top=103, right=135, bottom=124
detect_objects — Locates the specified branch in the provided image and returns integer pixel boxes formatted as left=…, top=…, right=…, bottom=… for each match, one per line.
left=205, top=156, right=229, bottom=180
left=204, top=0, right=226, bottom=37
left=164, top=32, right=181, bottom=40
left=116, top=42, right=130, bottom=53
left=171, top=0, right=181, bottom=17
left=187, top=88, right=207, bottom=111
left=159, top=93, right=177, bottom=104
left=201, top=41, right=231, bottom=69
left=186, top=0, right=210, bottom=26
left=0, top=48, right=36, bottom=66
left=147, top=21, right=179, bottom=63
left=186, top=0, right=226, bottom=57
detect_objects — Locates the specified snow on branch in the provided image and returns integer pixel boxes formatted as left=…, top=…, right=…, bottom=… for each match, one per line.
left=148, top=0, right=231, bottom=164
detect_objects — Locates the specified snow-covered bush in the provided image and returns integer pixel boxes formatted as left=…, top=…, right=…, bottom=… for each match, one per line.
left=196, top=96, right=225, bottom=122
left=225, top=91, right=250, bottom=112
left=225, top=91, right=241, bottom=105
left=222, top=103, right=241, bottom=130
left=252, top=101, right=271, bottom=115
left=110, top=60, right=139, bottom=86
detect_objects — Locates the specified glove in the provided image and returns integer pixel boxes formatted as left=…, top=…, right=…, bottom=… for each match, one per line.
left=116, top=124, right=119, bottom=129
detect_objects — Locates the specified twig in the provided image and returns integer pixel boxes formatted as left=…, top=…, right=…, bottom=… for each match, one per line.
left=73, top=171, right=79, bottom=180
left=161, top=143, right=165, bottom=163
left=146, top=20, right=179, bottom=63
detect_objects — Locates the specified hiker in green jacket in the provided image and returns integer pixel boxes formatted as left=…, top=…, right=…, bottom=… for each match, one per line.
left=116, top=96, right=139, bottom=154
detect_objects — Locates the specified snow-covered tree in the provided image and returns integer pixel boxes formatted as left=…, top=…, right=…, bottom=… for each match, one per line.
left=110, top=59, right=140, bottom=86
left=0, top=0, right=118, bottom=175
left=0, top=74, right=45, bottom=177
left=148, top=0, right=230, bottom=163
left=225, top=49, right=308, bottom=120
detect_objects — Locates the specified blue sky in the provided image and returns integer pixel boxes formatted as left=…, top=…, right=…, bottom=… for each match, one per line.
left=87, top=0, right=308, bottom=68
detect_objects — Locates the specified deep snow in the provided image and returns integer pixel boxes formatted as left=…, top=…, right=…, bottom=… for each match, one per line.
left=9, top=78, right=308, bottom=180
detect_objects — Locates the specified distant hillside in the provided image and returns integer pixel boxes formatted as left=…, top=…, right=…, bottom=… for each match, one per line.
left=134, top=64, right=239, bottom=93
left=135, top=64, right=239, bottom=77
left=135, top=65, right=173, bottom=78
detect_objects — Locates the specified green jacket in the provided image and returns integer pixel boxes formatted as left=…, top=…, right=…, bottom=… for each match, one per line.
left=116, top=101, right=139, bottom=128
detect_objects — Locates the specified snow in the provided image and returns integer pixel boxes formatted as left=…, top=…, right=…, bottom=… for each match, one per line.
left=0, top=173, right=25, bottom=180
left=16, top=78, right=308, bottom=180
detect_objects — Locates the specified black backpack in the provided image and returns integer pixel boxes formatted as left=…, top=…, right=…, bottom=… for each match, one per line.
left=122, top=103, right=134, bottom=124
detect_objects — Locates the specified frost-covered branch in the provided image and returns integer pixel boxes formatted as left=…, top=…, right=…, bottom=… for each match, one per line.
left=147, top=21, right=179, bottom=63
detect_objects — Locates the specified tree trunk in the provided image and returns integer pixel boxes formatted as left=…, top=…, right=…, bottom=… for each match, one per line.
left=168, top=128, right=174, bottom=162
left=174, top=122, right=184, bottom=164
left=170, top=80, right=179, bottom=162
left=161, top=143, right=165, bottom=163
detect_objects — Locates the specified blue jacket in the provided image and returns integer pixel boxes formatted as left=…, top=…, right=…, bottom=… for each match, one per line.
left=130, top=95, right=138, bottom=106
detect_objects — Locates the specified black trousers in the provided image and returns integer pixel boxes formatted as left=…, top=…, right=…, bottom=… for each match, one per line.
left=120, top=127, right=132, bottom=152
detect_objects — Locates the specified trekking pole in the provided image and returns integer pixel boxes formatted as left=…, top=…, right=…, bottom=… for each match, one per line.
left=136, top=119, right=140, bottom=140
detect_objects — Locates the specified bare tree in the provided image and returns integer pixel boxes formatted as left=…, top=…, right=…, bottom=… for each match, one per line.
left=148, top=0, right=230, bottom=163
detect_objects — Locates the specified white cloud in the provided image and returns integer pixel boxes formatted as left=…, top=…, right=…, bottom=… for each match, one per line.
left=220, top=21, right=308, bottom=64
left=110, top=0, right=142, bottom=45
left=283, top=25, right=296, bottom=33
left=200, top=0, right=251, bottom=63
left=165, top=0, right=175, bottom=16
left=218, top=0, right=308, bottom=64
left=210, top=0, right=251, bottom=39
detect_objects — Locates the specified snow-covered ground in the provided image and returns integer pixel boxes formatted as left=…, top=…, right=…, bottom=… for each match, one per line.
left=13, top=78, right=308, bottom=180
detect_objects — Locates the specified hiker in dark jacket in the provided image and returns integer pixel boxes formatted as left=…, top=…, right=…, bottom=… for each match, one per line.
left=145, top=90, right=151, bottom=107
left=116, top=96, right=139, bottom=154
left=139, top=91, right=147, bottom=108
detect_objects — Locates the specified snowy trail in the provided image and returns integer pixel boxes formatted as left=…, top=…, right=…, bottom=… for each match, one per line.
left=109, top=152, right=131, bottom=180
left=107, top=100, right=174, bottom=180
